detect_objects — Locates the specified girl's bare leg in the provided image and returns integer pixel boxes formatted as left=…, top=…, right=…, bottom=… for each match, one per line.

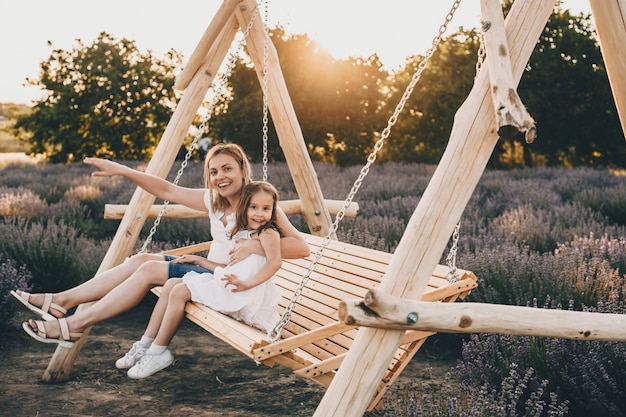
left=26, top=260, right=170, bottom=339
left=17, top=253, right=165, bottom=318
left=153, top=283, right=191, bottom=347
left=142, top=278, right=183, bottom=339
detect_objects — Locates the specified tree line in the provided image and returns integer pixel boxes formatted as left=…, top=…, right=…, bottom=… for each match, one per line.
left=10, top=3, right=626, bottom=167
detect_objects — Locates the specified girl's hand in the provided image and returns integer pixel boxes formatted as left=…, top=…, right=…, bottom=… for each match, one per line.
left=221, top=273, right=247, bottom=292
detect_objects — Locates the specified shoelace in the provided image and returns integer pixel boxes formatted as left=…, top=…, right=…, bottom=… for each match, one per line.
left=126, top=344, right=141, bottom=359
left=136, top=354, right=157, bottom=371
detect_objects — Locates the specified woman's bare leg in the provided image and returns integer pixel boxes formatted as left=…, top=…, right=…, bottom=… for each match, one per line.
left=142, top=278, right=183, bottom=339
left=25, top=259, right=170, bottom=339
left=153, top=283, right=191, bottom=347
left=17, top=253, right=165, bottom=318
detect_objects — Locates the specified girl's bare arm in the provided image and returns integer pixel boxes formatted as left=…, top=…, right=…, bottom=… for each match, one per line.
left=226, top=229, right=282, bottom=292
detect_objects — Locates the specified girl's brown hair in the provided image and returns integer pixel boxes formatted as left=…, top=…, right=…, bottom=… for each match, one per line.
left=204, top=143, right=253, bottom=212
left=230, top=181, right=281, bottom=238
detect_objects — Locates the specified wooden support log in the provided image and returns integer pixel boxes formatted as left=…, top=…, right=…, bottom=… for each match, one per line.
left=481, top=0, right=536, bottom=143
left=339, top=288, right=626, bottom=342
left=588, top=0, right=626, bottom=141
left=174, top=0, right=241, bottom=90
left=103, top=200, right=359, bottom=220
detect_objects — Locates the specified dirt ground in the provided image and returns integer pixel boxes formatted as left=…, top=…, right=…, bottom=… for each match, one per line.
left=0, top=299, right=458, bottom=417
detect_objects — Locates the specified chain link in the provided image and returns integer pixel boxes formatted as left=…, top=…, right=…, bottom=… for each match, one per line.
left=139, top=2, right=264, bottom=253
left=445, top=221, right=461, bottom=282
left=269, top=0, right=463, bottom=342
left=475, top=20, right=489, bottom=79
left=261, top=0, right=270, bottom=182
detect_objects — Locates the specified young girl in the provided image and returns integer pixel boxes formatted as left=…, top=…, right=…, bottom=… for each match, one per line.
left=19, top=144, right=309, bottom=355
left=125, top=181, right=283, bottom=379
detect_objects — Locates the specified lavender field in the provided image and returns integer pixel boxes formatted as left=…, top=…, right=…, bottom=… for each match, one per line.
left=1, top=159, right=626, bottom=416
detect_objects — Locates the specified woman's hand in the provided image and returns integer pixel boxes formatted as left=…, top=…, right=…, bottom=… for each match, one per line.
left=171, top=254, right=204, bottom=265
left=83, top=157, right=128, bottom=177
left=221, top=273, right=248, bottom=292
left=228, top=238, right=261, bottom=265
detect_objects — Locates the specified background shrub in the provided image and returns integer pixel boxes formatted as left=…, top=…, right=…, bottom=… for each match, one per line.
left=574, top=183, right=626, bottom=226
left=381, top=363, right=569, bottom=417
left=0, top=217, right=107, bottom=292
left=455, top=300, right=626, bottom=416
left=0, top=258, right=32, bottom=333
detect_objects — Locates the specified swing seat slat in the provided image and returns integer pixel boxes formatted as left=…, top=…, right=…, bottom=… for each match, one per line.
left=155, top=232, right=477, bottom=411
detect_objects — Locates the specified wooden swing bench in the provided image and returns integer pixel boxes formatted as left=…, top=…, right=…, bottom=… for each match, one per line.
left=156, top=232, right=477, bottom=410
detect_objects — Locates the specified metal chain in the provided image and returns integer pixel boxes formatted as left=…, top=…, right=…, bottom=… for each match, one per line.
left=475, top=20, right=489, bottom=79
left=261, top=0, right=270, bottom=181
left=139, top=3, right=263, bottom=253
left=269, top=0, right=463, bottom=342
left=445, top=221, right=461, bottom=282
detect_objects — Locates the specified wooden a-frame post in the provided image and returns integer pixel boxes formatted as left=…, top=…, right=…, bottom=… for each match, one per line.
left=43, top=0, right=332, bottom=381
left=589, top=0, right=626, bottom=140
left=313, top=0, right=626, bottom=416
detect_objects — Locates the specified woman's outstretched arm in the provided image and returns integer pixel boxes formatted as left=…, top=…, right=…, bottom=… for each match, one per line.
left=84, top=158, right=208, bottom=213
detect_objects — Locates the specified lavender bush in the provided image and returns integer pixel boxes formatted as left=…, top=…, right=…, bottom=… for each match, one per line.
left=0, top=258, right=32, bottom=332
left=381, top=363, right=568, bottom=417
left=456, top=301, right=626, bottom=416
left=0, top=217, right=107, bottom=292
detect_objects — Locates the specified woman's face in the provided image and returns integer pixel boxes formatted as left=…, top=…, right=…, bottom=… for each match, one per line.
left=208, top=153, right=244, bottom=199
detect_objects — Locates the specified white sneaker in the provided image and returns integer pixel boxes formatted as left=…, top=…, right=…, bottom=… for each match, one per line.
left=127, top=349, right=174, bottom=379
left=115, top=341, right=147, bottom=369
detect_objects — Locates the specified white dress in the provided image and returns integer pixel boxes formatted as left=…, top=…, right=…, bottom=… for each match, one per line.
left=182, top=228, right=281, bottom=335
left=203, top=190, right=234, bottom=265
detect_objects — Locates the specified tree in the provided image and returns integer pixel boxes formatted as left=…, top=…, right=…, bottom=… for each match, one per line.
left=518, top=5, right=625, bottom=167
left=14, top=32, right=181, bottom=163
left=381, top=29, right=480, bottom=164
left=381, top=3, right=626, bottom=168
left=211, top=27, right=389, bottom=166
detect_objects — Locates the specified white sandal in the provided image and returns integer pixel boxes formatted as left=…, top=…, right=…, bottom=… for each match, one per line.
left=11, top=290, right=67, bottom=321
left=22, top=318, right=81, bottom=349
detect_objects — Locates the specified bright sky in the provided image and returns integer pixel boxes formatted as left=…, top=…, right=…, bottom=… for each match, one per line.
left=1, top=0, right=591, bottom=105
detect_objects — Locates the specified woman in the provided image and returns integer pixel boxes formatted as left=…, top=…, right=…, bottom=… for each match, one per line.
left=17, top=143, right=309, bottom=349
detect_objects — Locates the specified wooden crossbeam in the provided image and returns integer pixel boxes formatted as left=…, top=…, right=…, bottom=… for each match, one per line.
left=103, top=200, right=359, bottom=220
left=340, top=288, right=626, bottom=341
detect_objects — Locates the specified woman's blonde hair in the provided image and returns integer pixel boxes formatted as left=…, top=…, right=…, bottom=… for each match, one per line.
left=230, top=181, right=281, bottom=238
left=204, top=143, right=253, bottom=212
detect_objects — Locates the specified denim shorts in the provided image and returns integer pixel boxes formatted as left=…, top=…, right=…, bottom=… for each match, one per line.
left=163, top=255, right=213, bottom=278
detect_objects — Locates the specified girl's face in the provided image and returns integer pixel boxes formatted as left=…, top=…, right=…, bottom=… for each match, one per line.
left=208, top=153, right=244, bottom=199
left=246, top=190, right=275, bottom=230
